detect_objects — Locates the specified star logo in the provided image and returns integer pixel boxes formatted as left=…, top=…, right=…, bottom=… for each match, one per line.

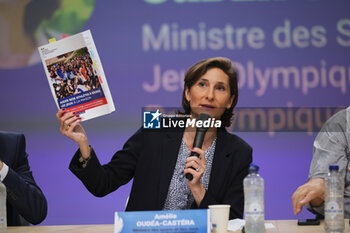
left=150, top=109, right=161, bottom=122
left=143, top=109, right=162, bottom=129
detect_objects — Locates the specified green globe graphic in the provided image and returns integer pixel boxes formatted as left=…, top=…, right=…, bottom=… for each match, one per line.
left=0, top=0, right=95, bottom=69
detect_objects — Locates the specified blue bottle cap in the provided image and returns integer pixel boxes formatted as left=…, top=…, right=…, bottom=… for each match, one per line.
left=249, top=163, right=259, bottom=172
left=329, top=165, right=339, bottom=171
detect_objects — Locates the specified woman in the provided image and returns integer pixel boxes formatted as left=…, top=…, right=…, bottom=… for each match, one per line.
left=56, top=57, right=252, bottom=219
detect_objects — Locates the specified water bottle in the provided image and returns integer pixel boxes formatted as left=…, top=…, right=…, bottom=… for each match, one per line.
left=324, top=165, right=344, bottom=233
left=244, top=164, right=265, bottom=233
left=0, top=180, right=6, bottom=233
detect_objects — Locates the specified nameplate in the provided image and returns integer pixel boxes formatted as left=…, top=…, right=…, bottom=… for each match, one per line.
left=114, top=209, right=209, bottom=233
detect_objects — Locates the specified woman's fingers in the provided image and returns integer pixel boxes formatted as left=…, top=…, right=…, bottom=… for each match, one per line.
left=184, top=160, right=201, bottom=170
left=58, top=110, right=78, bottom=127
left=64, top=114, right=81, bottom=127
left=61, top=112, right=76, bottom=123
left=68, top=118, right=82, bottom=133
left=191, top=148, right=206, bottom=166
left=56, top=109, right=65, bottom=119
left=184, top=148, right=207, bottom=183
left=186, top=148, right=206, bottom=171
left=57, top=109, right=80, bottom=135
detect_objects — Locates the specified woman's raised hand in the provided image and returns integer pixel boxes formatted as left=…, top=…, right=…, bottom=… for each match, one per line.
left=56, top=109, right=87, bottom=146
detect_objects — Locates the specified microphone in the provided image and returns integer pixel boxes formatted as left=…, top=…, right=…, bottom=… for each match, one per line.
left=185, top=113, right=210, bottom=181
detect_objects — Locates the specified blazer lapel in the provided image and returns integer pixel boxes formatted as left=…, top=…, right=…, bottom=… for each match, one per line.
left=158, top=129, right=184, bottom=209
left=208, top=128, right=232, bottom=196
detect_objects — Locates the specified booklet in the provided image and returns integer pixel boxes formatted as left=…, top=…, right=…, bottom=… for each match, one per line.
left=38, top=30, right=115, bottom=121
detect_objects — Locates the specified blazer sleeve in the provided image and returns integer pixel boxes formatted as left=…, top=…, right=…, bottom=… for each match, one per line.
left=2, top=134, right=48, bottom=225
left=69, top=128, right=145, bottom=197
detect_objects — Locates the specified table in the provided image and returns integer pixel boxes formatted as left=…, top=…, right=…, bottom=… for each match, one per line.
left=7, top=220, right=350, bottom=233
left=8, top=224, right=114, bottom=233
left=264, top=219, right=349, bottom=233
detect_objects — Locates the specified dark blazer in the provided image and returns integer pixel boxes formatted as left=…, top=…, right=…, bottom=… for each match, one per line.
left=70, top=127, right=252, bottom=219
left=0, top=131, right=47, bottom=226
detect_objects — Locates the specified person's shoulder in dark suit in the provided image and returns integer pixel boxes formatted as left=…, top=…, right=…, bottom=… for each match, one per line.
left=0, top=131, right=47, bottom=226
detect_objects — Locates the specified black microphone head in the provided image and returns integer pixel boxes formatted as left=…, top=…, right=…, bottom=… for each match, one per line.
left=197, top=113, right=210, bottom=131
left=198, top=113, right=210, bottom=121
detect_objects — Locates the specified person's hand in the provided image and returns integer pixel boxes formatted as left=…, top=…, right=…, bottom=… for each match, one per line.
left=292, top=178, right=325, bottom=215
left=56, top=109, right=85, bottom=142
left=184, top=148, right=206, bottom=184
left=184, top=147, right=206, bottom=206
left=56, top=109, right=90, bottom=159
